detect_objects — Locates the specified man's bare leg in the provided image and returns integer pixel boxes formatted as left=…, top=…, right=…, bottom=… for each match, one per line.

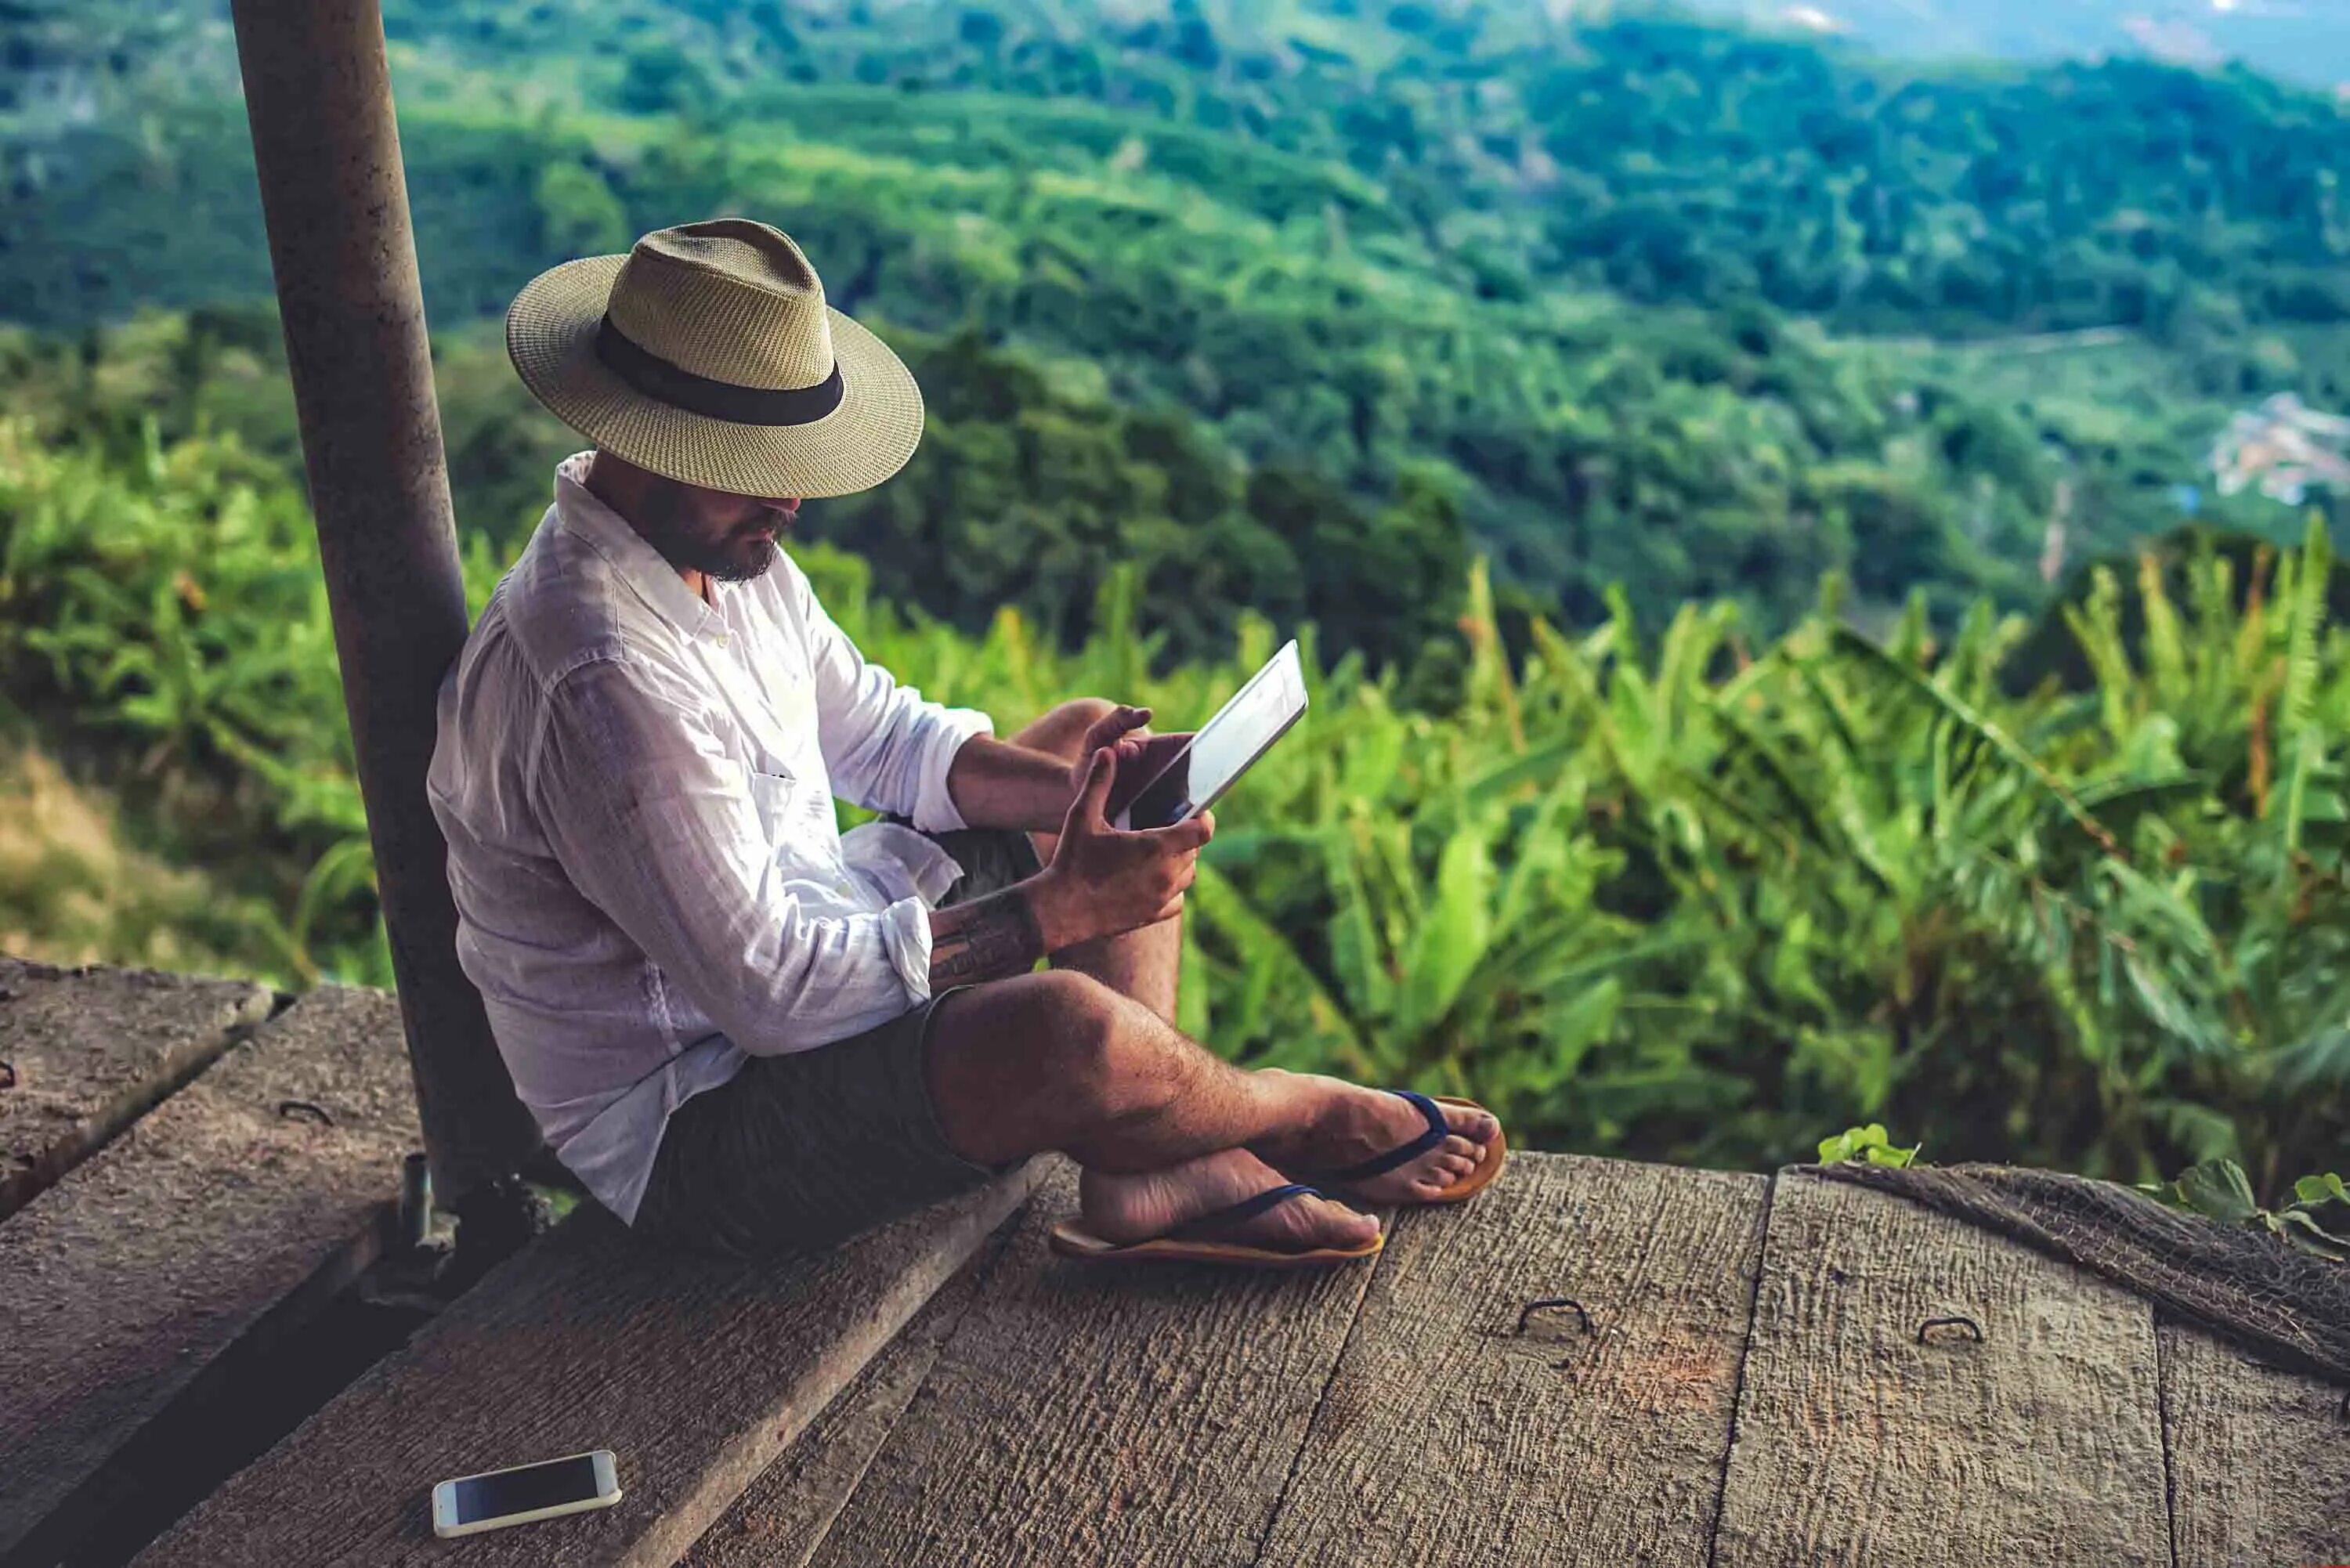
left=1010, top=701, right=1264, bottom=1237
left=924, top=969, right=1494, bottom=1252
left=970, top=700, right=1490, bottom=1251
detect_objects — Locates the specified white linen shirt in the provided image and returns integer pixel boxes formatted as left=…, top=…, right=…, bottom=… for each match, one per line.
left=427, top=453, right=992, bottom=1223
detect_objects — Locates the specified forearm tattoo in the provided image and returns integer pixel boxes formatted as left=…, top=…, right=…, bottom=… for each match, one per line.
left=929, top=887, right=1047, bottom=987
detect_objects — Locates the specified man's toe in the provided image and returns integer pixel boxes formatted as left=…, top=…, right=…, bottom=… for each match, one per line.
left=1303, top=1194, right=1379, bottom=1247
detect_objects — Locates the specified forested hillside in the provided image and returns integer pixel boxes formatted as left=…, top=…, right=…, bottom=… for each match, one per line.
left=5, top=1, right=2348, bottom=1191
left=6, top=0, right=2347, bottom=643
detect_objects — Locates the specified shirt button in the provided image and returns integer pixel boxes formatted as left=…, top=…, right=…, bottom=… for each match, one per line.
left=716, top=631, right=732, bottom=649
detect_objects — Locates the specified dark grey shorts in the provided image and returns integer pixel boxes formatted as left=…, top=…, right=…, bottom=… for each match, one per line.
left=631, top=824, right=1039, bottom=1259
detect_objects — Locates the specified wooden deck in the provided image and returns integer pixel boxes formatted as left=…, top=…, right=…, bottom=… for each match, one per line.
left=5, top=959, right=2346, bottom=1568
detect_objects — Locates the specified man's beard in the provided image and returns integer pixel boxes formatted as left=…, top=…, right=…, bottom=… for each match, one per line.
left=708, top=524, right=782, bottom=582
left=635, top=488, right=786, bottom=582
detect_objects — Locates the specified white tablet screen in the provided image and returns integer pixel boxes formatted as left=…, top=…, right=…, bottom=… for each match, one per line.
left=1122, top=641, right=1307, bottom=829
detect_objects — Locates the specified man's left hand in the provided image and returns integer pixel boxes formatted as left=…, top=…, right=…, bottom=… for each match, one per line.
left=1073, top=705, right=1191, bottom=818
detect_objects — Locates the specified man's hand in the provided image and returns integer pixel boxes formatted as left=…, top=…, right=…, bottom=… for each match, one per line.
left=1072, top=704, right=1194, bottom=819
left=1028, top=746, right=1213, bottom=950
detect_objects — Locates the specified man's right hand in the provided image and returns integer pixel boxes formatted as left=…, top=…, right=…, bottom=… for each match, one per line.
left=1027, top=746, right=1213, bottom=950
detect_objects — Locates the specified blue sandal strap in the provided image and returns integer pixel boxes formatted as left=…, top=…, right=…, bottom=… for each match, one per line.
left=1320, top=1090, right=1448, bottom=1185
left=1164, top=1183, right=1324, bottom=1241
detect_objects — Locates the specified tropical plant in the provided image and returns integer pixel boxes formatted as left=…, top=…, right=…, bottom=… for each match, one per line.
left=8, top=362, right=2350, bottom=1196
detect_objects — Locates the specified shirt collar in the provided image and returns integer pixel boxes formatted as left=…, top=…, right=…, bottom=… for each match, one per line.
left=551, top=451, right=725, bottom=639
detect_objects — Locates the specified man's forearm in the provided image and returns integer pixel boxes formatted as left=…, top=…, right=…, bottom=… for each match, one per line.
left=942, top=735, right=1076, bottom=833
left=927, top=875, right=1090, bottom=988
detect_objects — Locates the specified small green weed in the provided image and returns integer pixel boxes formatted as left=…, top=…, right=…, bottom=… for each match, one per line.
left=2139, top=1160, right=2350, bottom=1260
left=1817, top=1123, right=1922, bottom=1169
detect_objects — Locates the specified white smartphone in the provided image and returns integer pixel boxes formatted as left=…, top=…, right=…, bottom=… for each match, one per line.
left=429, top=1449, right=622, bottom=1538
left=1114, top=639, right=1309, bottom=830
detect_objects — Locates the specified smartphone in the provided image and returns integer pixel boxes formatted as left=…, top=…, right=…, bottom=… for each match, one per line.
left=430, top=1450, right=622, bottom=1538
left=1115, top=639, right=1309, bottom=830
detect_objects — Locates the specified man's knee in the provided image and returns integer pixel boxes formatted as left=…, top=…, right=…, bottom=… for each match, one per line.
left=1014, top=697, right=1119, bottom=763
left=1006, top=968, right=1180, bottom=1119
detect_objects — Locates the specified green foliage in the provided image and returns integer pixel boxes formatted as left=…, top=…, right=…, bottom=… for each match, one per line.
left=0, top=419, right=382, bottom=982
left=532, top=161, right=631, bottom=257
left=0, top=313, right=1466, bottom=673
left=11, top=411, right=2350, bottom=1191
left=2296, top=1172, right=2350, bottom=1208
left=370, top=3, right=2350, bottom=341
left=0, top=742, right=276, bottom=977
left=809, top=328, right=1469, bottom=669
left=16, top=5, right=2340, bottom=641
left=1817, top=1124, right=1920, bottom=1169
left=2142, top=1158, right=2350, bottom=1260
left=10, top=2, right=2350, bottom=1195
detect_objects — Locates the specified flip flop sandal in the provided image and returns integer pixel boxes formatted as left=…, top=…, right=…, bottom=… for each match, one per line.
left=1313, top=1090, right=1507, bottom=1207
left=1047, top=1183, right=1383, bottom=1270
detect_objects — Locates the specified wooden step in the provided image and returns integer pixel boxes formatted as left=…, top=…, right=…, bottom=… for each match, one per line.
left=1712, top=1171, right=2171, bottom=1568
left=721, top=1153, right=1768, bottom=1568
left=0, top=984, right=420, bottom=1567
left=1255, top=1155, right=1769, bottom=1567
left=2159, top=1317, right=2350, bottom=1566
left=680, top=1225, right=1016, bottom=1568
left=683, top=1156, right=2348, bottom=1568
left=0, top=956, right=276, bottom=1222
left=131, top=1160, right=1043, bottom=1568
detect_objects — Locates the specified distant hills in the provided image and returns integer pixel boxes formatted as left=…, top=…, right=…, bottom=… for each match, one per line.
left=3, top=0, right=2345, bottom=644
left=1709, top=0, right=2350, bottom=89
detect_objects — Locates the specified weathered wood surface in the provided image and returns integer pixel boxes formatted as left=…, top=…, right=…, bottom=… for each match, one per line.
left=0, top=956, right=275, bottom=1221
left=1256, top=1155, right=1769, bottom=1567
left=2159, top=1317, right=2350, bottom=1568
left=800, top=1160, right=1379, bottom=1568
left=0, top=945, right=2311, bottom=1568
left=682, top=1237, right=1010, bottom=1568
left=1712, top=1172, right=2171, bottom=1568
left=133, top=1162, right=1042, bottom=1568
left=0, top=985, right=418, bottom=1566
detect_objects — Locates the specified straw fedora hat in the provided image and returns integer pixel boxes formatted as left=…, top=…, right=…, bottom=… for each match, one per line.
left=505, top=219, right=924, bottom=499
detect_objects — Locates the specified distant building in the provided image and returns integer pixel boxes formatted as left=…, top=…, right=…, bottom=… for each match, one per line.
left=2209, top=393, right=2350, bottom=506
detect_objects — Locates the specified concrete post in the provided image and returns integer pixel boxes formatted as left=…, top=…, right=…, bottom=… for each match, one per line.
left=227, top=0, right=543, bottom=1227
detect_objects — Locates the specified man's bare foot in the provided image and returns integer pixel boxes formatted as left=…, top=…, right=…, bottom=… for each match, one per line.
left=1249, top=1073, right=1499, bottom=1205
left=1079, top=1148, right=1380, bottom=1253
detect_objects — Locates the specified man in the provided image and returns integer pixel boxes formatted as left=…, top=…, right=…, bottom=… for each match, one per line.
left=429, top=219, right=1502, bottom=1266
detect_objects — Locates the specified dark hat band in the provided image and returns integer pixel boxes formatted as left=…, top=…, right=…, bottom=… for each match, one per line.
left=594, top=315, right=845, bottom=426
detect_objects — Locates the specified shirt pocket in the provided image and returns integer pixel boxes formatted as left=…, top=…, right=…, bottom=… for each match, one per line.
left=746, top=768, right=867, bottom=906
left=744, top=768, right=816, bottom=844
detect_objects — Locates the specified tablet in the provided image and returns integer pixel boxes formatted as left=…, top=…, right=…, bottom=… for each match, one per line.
left=1115, top=640, right=1308, bottom=830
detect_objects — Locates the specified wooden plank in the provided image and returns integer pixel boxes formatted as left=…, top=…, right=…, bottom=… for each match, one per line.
left=132, top=1161, right=1043, bottom=1568
left=0, top=985, right=418, bottom=1567
left=2159, top=1317, right=2350, bottom=1568
left=681, top=1231, right=1012, bottom=1568
left=799, top=1160, right=1380, bottom=1568
left=1253, top=1154, right=1770, bottom=1567
left=1712, top=1172, right=2171, bottom=1568
left=0, top=956, right=276, bottom=1220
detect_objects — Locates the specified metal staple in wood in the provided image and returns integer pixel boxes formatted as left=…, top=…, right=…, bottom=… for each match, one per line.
left=1917, top=1313, right=1986, bottom=1346
left=1515, top=1296, right=1596, bottom=1338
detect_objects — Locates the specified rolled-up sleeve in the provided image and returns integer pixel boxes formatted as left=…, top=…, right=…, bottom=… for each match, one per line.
left=530, top=652, right=934, bottom=1056
left=790, top=563, right=991, bottom=832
